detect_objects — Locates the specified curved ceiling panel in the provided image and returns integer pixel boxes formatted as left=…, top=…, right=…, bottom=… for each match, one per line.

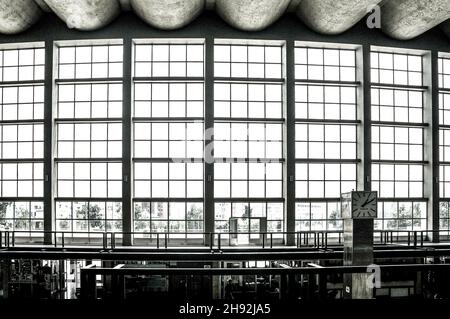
left=215, top=0, right=290, bottom=31
left=0, top=0, right=42, bottom=34
left=296, top=0, right=382, bottom=35
left=43, top=0, right=120, bottom=30
left=381, top=0, right=450, bottom=40
left=130, top=0, right=204, bottom=30
left=0, top=0, right=449, bottom=40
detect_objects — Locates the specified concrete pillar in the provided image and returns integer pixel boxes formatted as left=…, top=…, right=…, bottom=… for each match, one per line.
left=343, top=218, right=375, bottom=299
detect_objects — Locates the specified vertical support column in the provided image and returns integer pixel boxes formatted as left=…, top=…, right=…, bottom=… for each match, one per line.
left=44, top=40, right=54, bottom=245
left=204, top=36, right=215, bottom=245
left=285, top=40, right=296, bottom=245
left=430, top=50, right=440, bottom=243
left=122, top=37, right=133, bottom=246
left=360, top=44, right=371, bottom=192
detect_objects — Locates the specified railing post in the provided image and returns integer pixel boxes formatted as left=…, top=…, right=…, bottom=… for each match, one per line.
left=103, top=233, right=107, bottom=250
left=112, top=232, right=116, bottom=249
left=414, top=231, right=418, bottom=248
left=156, top=233, right=160, bottom=249
left=164, top=233, right=168, bottom=249
left=218, top=233, right=221, bottom=250
left=407, top=231, right=411, bottom=246
left=62, top=232, right=65, bottom=248
left=270, top=233, right=273, bottom=249
left=209, top=232, right=213, bottom=250
left=262, top=232, right=265, bottom=249
left=12, top=232, right=15, bottom=247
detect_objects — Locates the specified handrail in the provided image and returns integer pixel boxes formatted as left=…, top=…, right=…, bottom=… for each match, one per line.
left=81, top=263, right=450, bottom=276
left=0, top=229, right=448, bottom=249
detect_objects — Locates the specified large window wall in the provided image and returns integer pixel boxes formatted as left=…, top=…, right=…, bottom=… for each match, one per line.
left=370, top=49, right=427, bottom=231
left=0, top=37, right=447, bottom=244
left=0, top=44, right=45, bottom=233
left=213, top=42, right=284, bottom=241
left=54, top=42, right=123, bottom=234
left=132, top=41, right=204, bottom=238
left=294, top=45, right=359, bottom=232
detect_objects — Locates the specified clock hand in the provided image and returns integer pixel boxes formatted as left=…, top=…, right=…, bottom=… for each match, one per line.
left=360, top=196, right=371, bottom=207
left=361, top=198, right=376, bottom=207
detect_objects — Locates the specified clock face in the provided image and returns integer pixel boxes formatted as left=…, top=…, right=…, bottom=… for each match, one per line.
left=352, top=191, right=377, bottom=218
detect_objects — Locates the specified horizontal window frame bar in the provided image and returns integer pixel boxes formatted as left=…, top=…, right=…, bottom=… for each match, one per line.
left=132, top=157, right=204, bottom=163
left=295, top=119, right=360, bottom=124
left=54, top=197, right=122, bottom=202
left=133, top=117, right=204, bottom=122
left=295, top=158, right=360, bottom=164
left=55, top=158, right=122, bottom=163
left=295, top=198, right=346, bottom=203
left=0, top=80, right=44, bottom=87
left=0, top=158, right=44, bottom=163
left=55, top=118, right=122, bottom=123
left=371, top=160, right=428, bottom=165
left=0, top=119, right=44, bottom=124
left=133, top=77, right=204, bottom=82
left=132, top=198, right=204, bottom=202
left=294, top=80, right=360, bottom=87
left=214, top=117, right=284, bottom=123
left=56, top=77, right=123, bottom=84
left=213, top=198, right=284, bottom=203
left=371, top=83, right=427, bottom=91
left=376, top=197, right=429, bottom=202
left=0, top=197, right=44, bottom=201
left=213, top=158, right=285, bottom=163
left=214, top=77, right=284, bottom=84
left=372, top=121, right=428, bottom=127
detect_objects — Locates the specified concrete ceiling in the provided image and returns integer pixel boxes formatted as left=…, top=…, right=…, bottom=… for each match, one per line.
left=1, top=0, right=450, bottom=40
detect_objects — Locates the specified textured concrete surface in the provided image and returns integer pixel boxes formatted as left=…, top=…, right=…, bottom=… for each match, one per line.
left=0, top=0, right=41, bottom=34
left=0, top=0, right=449, bottom=39
left=297, top=0, right=383, bottom=34
left=216, top=0, right=290, bottom=31
left=381, top=0, right=450, bottom=40
left=43, top=0, right=120, bottom=30
left=130, top=0, right=204, bottom=30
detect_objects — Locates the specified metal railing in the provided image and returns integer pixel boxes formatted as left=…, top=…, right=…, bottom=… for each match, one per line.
left=1, top=229, right=450, bottom=250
